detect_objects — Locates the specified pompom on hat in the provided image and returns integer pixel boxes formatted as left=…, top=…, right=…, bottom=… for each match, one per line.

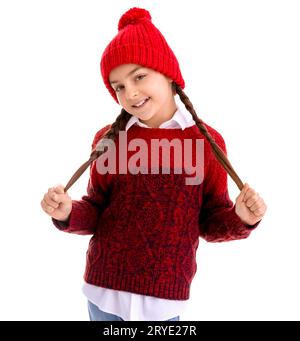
left=100, top=7, right=185, bottom=103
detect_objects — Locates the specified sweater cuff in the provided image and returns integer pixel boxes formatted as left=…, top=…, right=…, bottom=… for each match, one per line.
left=52, top=216, right=70, bottom=230
left=244, top=220, right=261, bottom=229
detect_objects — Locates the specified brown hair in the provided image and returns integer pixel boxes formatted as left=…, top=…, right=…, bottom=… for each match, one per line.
left=64, top=82, right=243, bottom=192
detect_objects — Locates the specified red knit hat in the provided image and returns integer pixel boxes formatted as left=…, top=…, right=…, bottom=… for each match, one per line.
left=100, top=7, right=185, bottom=103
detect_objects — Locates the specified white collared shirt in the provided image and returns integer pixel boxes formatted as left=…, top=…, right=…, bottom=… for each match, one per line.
left=125, top=98, right=195, bottom=131
left=82, top=97, right=195, bottom=321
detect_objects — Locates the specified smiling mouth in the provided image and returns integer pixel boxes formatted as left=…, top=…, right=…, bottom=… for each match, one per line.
left=132, top=97, right=150, bottom=108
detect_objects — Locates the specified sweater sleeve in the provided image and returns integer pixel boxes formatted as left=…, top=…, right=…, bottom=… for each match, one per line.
left=52, top=124, right=111, bottom=235
left=199, top=128, right=260, bottom=242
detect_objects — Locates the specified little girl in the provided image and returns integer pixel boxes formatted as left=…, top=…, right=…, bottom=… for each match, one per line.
left=41, top=7, right=267, bottom=321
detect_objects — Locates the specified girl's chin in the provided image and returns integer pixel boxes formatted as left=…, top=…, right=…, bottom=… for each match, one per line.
left=138, top=111, right=151, bottom=119
left=129, top=109, right=152, bottom=121
left=128, top=110, right=149, bottom=118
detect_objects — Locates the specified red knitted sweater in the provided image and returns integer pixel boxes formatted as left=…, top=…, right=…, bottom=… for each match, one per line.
left=52, top=123, right=258, bottom=300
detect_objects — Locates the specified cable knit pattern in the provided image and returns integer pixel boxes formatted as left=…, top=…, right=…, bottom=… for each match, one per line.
left=52, top=124, right=259, bottom=300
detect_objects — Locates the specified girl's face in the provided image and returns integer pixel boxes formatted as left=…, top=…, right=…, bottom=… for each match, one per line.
left=109, top=64, right=177, bottom=128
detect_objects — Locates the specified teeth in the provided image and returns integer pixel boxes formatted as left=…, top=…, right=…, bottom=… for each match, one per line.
left=134, top=98, right=148, bottom=107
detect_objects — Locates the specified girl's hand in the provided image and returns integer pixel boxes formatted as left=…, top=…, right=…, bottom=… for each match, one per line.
left=41, top=185, right=72, bottom=222
left=235, top=183, right=267, bottom=226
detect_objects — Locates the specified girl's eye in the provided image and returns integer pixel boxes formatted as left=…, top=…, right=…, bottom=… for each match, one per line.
left=115, top=85, right=124, bottom=93
left=136, top=74, right=146, bottom=81
left=114, top=75, right=146, bottom=92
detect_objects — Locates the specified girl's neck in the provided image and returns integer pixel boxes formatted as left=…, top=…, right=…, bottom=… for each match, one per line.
left=140, top=99, right=177, bottom=128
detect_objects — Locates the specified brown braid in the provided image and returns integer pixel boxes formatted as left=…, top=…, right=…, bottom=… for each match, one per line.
left=173, top=82, right=244, bottom=190
left=64, top=108, right=132, bottom=192
left=64, top=83, right=243, bottom=192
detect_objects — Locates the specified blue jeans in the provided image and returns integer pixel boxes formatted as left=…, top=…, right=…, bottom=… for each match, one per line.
left=88, top=300, right=180, bottom=321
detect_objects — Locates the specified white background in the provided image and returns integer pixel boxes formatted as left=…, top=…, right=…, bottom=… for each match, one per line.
left=0, top=0, right=299, bottom=321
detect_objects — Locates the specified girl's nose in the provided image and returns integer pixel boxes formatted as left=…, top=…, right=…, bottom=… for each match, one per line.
left=125, top=85, right=139, bottom=100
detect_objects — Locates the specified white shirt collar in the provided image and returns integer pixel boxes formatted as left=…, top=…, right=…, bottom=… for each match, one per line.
left=125, top=95, right=195, bottom=131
